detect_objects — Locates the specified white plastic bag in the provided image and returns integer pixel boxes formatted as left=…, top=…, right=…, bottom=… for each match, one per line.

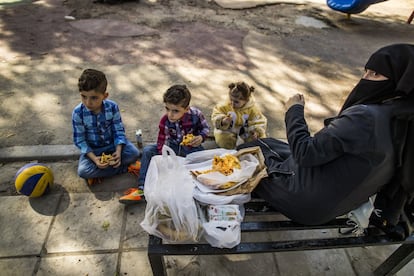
left=140, top=145, right=200, bottom=242
left=193, top=186, right=251, bottom=205
left=202, top=204, right=243, bottom=248
left=203, top=221, right=241, bottom=248
left=347, top=194, right=377, bottom=236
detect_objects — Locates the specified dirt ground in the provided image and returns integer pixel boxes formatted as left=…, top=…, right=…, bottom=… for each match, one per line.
left=0, top=0, right=413, bottom=148
left=0, top=3, right=413, bottom=274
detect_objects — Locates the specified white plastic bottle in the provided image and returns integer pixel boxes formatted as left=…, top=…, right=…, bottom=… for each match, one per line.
left=135, top=129, right=143, bottom=149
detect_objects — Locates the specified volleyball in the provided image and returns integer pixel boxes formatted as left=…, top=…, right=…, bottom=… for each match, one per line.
left=14, top=163, right=54, bottom=197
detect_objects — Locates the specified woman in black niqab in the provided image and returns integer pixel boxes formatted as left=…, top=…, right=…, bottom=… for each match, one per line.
left=339, top=43, right=414, bottom=113
left=237, top=43, right=414, bottom=226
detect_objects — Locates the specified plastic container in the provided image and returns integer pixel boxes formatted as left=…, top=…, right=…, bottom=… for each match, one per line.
left=136, top=129, right=143, bottom=149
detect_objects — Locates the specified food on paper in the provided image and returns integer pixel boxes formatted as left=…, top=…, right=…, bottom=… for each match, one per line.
left=212, top=154, right=241, bottom=175
left=190, top=154, right=242, bottom=190
left=218, top=181, right=237, bottom=190
left=195, top=154, right=241, bottom=176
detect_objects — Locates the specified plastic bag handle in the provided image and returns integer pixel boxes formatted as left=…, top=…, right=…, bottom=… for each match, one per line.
left=161, top=145, right=178, bottom=169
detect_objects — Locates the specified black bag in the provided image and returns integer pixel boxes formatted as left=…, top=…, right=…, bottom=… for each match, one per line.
left=370, top=105, right=414, bottom=240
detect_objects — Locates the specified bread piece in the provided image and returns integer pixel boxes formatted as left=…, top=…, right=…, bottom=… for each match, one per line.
left=181, top=134, right=195, bottom=146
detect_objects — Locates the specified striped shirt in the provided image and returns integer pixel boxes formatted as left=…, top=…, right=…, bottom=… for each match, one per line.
left=72, top=99, right=127, bottom=154
left=156, top=107, right=210, bottom=153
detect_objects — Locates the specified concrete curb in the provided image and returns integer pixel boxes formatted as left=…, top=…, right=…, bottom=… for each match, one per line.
left=0, top=145, right=80, bottom=162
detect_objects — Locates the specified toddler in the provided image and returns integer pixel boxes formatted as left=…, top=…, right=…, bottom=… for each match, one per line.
left=211, top=81, right=267, bottom=149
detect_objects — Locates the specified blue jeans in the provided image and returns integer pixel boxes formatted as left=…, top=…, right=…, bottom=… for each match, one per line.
left=137, top=143, right=204, bottom=187
left=77, top=140, right=140, bottom=179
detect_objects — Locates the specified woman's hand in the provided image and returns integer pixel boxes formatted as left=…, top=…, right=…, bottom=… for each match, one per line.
left=285, top=93, right=305, bottom=110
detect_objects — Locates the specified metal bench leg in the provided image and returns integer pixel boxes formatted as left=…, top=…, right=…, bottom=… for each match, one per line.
left=408, top=10, right=414, bottom=24
left=148, top=235, right=167, bottom=276
left=374, top=244, right=414, bottom=276
left=148, top=253, right=166, bottom=276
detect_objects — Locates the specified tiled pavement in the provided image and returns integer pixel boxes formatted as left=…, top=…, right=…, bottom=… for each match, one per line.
left=0, top=145, right=414, bottom=275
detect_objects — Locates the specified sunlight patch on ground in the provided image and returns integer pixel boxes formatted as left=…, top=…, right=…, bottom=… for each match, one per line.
left=295, top=16, right=329, bottom=28
left=214, top=0, right=323, bottom=9
left=0, top=0, right=31, bottom=7
left=0, top=0, right=27, bottom=4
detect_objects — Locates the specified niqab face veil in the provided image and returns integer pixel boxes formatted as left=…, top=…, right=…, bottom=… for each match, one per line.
left=340, top=44, right=414, bottom=113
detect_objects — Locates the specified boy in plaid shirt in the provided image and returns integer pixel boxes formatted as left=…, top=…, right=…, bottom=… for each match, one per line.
left=120, top=84, right=210, bottom=204
left=72, top=69, right=140, bottom=185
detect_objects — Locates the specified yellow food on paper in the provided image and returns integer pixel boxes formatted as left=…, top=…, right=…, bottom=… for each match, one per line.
left=100, top=153, right=112, bottom=164
left=212, top=154, right=241, bottom=175
left=196, top=154, right=241, bottom=176
left=219, top=181, right=237, bottom=189
left=181, top=134, right=194, bottom=145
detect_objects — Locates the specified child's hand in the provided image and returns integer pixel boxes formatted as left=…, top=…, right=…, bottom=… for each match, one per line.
left=189, top=135, right=203, bottom=147
left=249, top=130, right=259, bottom=140
left=95, top=156, right=109, bottom=169
left=221, top=115, right=232, bottom=128
left=181, top=134, right=195, bottom=146
left=110, top=151, right=121, bottom=168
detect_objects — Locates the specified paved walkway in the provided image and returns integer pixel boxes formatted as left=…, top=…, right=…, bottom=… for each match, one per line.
left=1, top=146, right=414, bottom=275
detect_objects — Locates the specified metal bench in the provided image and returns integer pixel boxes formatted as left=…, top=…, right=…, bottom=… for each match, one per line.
left=147, top=200, right=414, bottom=276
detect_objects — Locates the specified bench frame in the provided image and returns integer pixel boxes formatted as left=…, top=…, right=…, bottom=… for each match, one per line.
left=147, top=201, right=414, bottom=276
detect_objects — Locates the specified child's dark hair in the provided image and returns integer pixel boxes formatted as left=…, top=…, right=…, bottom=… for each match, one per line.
left=163, top=84, right=191, bottom=107
left=78, top=69, right=107, bottom=93
left=229, top=81, right=255, bottom=100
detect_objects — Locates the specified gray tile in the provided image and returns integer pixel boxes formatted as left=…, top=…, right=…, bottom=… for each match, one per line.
left=0, top=162, right=27, bottom=196
left=268, top=229, right=355, bottom=275
left=120, top=251, right=153, bottom=276
left=276, top=250, right=353, bottom=276
left=0, top=195, right=60, bottom=257
left=123, top=204, right=148, bottom=249
left=0, top=145, right=79, bottom=162
left=346, top=245, right=414, bottom=276
left=397, top=259, right=414, bottom=276
left=87, top=172, right=138, bottom=194
left=48, top=161, right=138, bottom=194
left=36, top=253, right=117, bottom=276
left=163, top=254, right=279, bottom=276
left=0, top=257, right=38, bottom=275
left=46, top=193, right=123, bottom=253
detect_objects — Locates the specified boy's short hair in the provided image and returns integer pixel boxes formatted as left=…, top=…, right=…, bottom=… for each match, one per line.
left=163, top=84, right=191, bottom=107
left=78, top=69, right=107, bottom=93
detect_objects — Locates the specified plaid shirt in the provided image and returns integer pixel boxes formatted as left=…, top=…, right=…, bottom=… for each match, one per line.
left=72, top=99, right=127, bottom=154
left=156, top=107, right=210, bottom=153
